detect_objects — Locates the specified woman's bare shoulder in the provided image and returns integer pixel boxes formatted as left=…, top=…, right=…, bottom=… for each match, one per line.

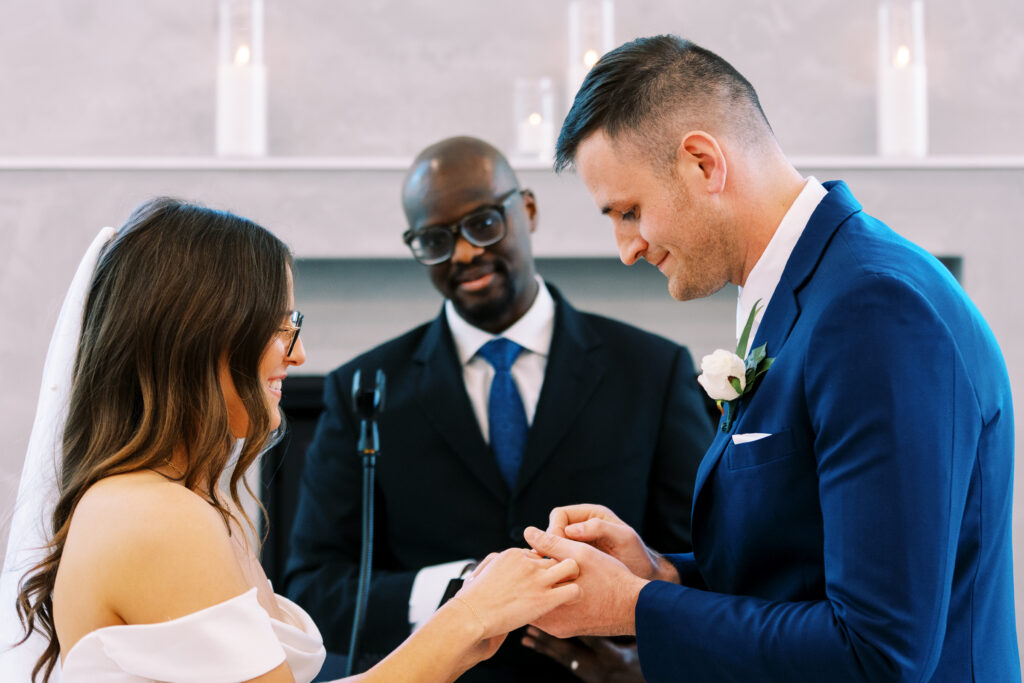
left=63, top=471, right=251, bottom=624
left=71, top=472, right=226, bottom=545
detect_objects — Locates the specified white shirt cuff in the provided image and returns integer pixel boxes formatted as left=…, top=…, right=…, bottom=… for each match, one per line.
left=408, top=559, right=475, bottom=632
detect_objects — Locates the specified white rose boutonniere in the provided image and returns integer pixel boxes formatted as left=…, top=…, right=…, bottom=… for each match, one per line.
left=697, top=349, right=747, bottom=401
left=698, top=299, right=775, bottom=432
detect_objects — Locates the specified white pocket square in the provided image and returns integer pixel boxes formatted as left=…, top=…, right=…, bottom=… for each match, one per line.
left=732, top=432, right=772, bottom=445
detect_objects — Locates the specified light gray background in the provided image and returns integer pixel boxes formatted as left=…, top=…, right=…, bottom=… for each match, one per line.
left=2, top=0, right=1023, bottom=666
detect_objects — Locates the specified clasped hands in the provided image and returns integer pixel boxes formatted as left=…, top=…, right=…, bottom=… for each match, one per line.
left=452, top=504, right=680, bottom=653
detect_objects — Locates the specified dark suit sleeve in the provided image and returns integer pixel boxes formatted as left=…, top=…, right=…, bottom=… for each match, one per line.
left=663, top=552, right=707, bottom=590
left=635, top=275, right=986, bottom=682
left=640, top=346, right=714, bottom=554
left=282, top=369, right=415, bottom=656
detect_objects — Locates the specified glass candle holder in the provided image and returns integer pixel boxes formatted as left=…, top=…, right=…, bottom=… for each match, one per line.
left=566, top=0, right=614, bottom=113
left=216, top=0, right=267, bottom=157
left=877, top=0, right=927, bottom=157
left=514, top=78, right=555, bottom=160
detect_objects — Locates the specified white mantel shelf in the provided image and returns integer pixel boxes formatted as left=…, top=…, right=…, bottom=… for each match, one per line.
left=1, top=155, right=1020, bottom=262
left=2, top=155, right=1024, bottom=171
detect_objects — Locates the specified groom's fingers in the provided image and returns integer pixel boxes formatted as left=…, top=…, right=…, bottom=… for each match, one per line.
left=545, top=557, right=581, bottom=585
left=546, top=507, right=572, bottom=537
left=525, top=526, right=580, bottom=561
left=546, top=504, right=617, bottom=537
left=563, top=517, right=621, bottom=544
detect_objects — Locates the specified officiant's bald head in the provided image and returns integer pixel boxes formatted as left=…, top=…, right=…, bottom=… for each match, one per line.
left=402, top=137, right=520, bottom=216
left=401, top=136, right=539, bottom=334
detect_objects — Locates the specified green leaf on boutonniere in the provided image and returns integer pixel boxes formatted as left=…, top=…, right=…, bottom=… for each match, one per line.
left=747, top=345, right=767, bottom=372
left=749, top=343, right=767, bottom=363
left=714, top=299, right=776, bottom=432
left=753, top=357, right=774, bottom=380
left=736, top=301, right=762, bottom=360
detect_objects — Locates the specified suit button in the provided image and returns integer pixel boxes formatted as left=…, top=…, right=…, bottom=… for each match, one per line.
left=509, top=526, right=525, bottom=542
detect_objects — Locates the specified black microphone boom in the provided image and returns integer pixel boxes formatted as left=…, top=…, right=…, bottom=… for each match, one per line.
left=346, top=368, right=385, bottom=676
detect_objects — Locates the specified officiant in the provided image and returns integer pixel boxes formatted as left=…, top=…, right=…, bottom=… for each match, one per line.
left=282, top=135, right=714, bottom=681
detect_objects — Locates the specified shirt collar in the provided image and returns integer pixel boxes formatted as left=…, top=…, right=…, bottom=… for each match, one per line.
left=736, top=177, right=827, bottom=342
left=445, top=274, right=555, bottom=365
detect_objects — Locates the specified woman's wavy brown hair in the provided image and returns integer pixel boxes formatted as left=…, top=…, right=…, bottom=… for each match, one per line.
left=14, top=197, right=293, bottom=682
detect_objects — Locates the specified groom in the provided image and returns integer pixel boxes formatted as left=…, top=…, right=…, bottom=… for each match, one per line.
left=522, top=35, right=1020, bottom=681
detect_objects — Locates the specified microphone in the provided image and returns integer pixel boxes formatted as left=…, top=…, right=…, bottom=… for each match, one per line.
left=353, top=368, right=385, bottom=457
left=346, top=368, right=385, bottom=676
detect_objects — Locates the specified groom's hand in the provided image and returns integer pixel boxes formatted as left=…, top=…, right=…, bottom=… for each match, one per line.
left=546, top=504, right=679, bottom=584
left=523, top=527, right=647, bottom=638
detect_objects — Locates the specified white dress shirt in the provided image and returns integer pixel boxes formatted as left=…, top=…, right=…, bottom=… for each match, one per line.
left=737, top=177, right=827, bottom=343
left=408, top=275, right=555, bottom=631
left=444, top=274, right=554, bottom=441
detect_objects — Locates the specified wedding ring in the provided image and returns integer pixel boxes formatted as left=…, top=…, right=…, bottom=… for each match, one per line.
left=570, top=659, right=579, bottom=671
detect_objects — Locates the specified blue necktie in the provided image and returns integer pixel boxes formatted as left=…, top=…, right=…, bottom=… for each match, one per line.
left=477, top=338, right=528, bottom=489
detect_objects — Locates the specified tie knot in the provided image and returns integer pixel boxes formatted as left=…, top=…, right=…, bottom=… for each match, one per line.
left=477, top=338, right=523, bottom=372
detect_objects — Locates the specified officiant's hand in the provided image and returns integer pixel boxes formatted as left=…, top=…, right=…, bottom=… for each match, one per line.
left=523, top=527, right=647, bottom=638
left=546, top=504, right=679, bottom=583
left=522, top=628, right=645, bottom=683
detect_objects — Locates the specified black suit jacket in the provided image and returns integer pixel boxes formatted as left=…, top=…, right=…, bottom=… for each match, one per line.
left=283, top=284, right=713, bottom=682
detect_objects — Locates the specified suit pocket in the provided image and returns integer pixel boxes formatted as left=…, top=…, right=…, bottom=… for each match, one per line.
left=726, top=428, right=795, bottom=470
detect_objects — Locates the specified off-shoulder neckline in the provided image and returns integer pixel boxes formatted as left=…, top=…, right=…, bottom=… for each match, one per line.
left=61, top=587, right=306, bottom=666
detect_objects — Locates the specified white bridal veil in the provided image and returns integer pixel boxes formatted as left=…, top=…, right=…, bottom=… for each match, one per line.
left=0, top=227, right=116, bottom=681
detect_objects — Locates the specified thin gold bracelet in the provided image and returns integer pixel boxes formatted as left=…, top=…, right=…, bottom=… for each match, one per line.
left=449, top=596, right=488, bottom=637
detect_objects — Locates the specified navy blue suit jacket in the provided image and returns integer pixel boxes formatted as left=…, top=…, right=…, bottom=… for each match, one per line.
left=284, top=284, right=713, bottom=682
left=635, top=181, right=1019, bottom=682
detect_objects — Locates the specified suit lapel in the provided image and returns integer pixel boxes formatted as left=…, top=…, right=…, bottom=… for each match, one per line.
left=690, top=181, right=863, bottom=517
left=692, top=428, right=732, bottom=525
left=413, top=312, right=509, bottom=504
left=748, top=181, right=862, bottom=357
left=513, top=287, right=604, bottom=496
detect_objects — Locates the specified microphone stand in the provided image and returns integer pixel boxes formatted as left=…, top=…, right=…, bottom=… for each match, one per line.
left=346, top=368, right=385, bottom=677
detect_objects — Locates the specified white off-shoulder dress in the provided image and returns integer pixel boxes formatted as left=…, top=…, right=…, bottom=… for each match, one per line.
left=60, top=588, right=327, bottom=682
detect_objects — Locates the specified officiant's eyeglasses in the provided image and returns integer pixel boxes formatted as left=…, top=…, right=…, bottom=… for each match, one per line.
left=403, top=188, right=523, bottom=266
left=278, top=310, right=303, bottom=357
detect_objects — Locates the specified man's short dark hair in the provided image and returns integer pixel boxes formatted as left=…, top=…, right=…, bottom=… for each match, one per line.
left=555, top=35, right=773, bottom=173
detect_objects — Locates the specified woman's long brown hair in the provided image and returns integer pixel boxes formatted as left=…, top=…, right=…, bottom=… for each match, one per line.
left=13, top=198, right=293, bottom=682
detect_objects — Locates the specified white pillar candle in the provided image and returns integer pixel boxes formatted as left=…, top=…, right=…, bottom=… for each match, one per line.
left=877, top=0, right=928, bottom=157
left=216, top=0, right=267, bottom=157
left=216, top=63, right=267, bottom=157
left=516, top=115, right=555, bottom=159
left=515, top=78, right=555, bottom=160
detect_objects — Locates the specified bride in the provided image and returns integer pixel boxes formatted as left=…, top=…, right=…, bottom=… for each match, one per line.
left=2, top=198, right=579, bottom=682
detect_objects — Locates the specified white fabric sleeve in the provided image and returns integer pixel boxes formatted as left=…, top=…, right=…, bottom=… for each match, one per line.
left=408, top=559, right=476, bottom=632
left=272, top=593, right=328, bottom=683
left=85, top=589, right=286, bottom=682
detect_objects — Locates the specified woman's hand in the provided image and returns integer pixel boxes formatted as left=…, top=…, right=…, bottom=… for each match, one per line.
left=452, top=547, right=580, bottom=641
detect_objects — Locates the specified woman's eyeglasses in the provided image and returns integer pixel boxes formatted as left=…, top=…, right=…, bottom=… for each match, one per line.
left=279, top=310, right=303, bottom=357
